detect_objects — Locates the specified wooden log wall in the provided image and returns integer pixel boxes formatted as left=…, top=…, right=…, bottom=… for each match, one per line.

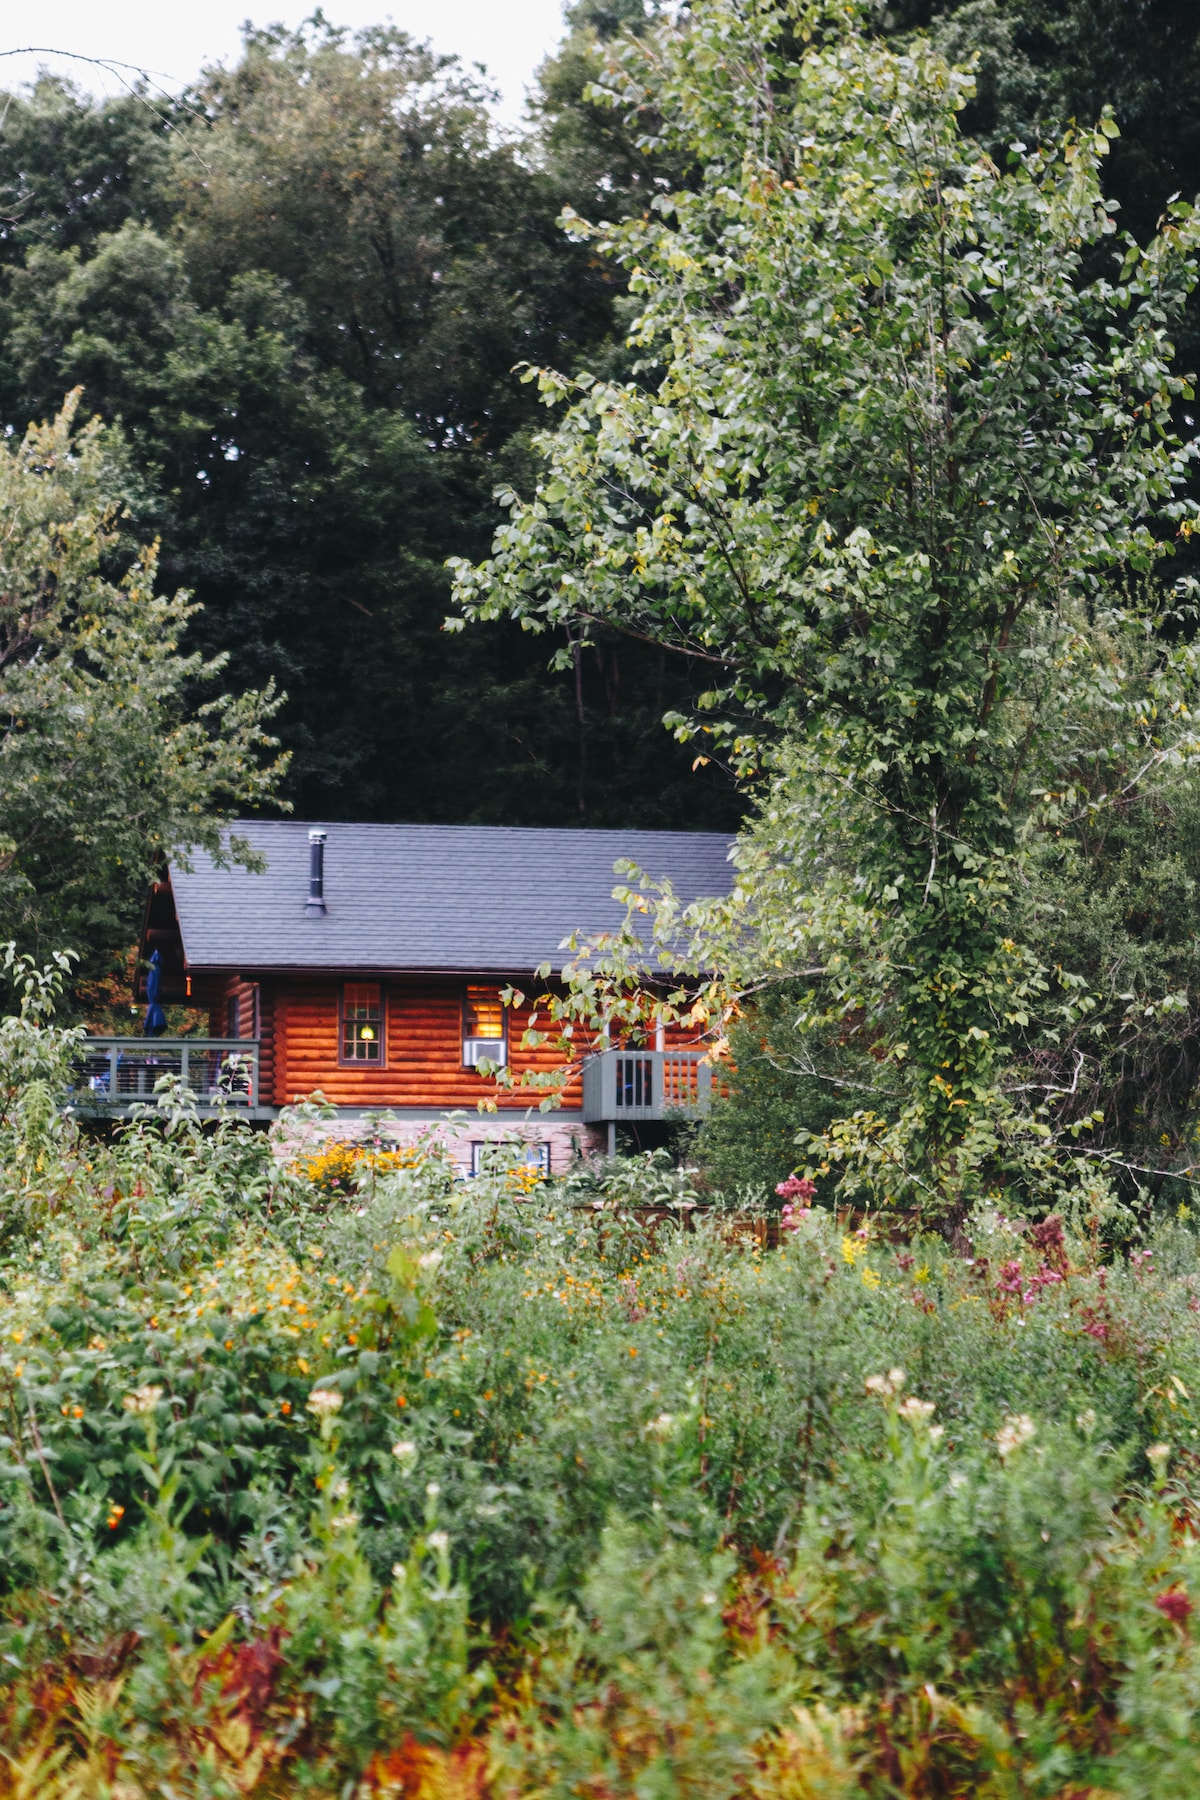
left=197, top=974, right=273, bottom=1101
left=268, top=978, right=590, bottom=1111
left=193, top=973, right=702, bottom=1114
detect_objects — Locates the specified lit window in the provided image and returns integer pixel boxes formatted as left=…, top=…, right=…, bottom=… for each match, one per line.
left=342, top=983, right=382, bottom=1062
left=463, top=986, right=506, bottom=1068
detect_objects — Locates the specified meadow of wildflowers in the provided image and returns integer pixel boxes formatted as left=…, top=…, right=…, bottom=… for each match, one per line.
left=3, top=1004, right=1200, bottom=1790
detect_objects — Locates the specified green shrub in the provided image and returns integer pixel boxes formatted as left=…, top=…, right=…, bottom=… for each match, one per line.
left=4, top=989, right=1200, bottom=1788
left=692, top=993, right=865, bottom=1203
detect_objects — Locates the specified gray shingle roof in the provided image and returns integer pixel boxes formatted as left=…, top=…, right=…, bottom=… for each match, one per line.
left=170, top=821, right=735, bottom=975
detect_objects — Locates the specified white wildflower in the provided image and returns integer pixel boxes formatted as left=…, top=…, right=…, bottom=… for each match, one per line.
left=330, top=1511, right=359, bottom=1532
left=392, top=1440, right=418, bottom=1467
left=427, top=1529, right=449, bottom=1553
left=897, top=1397, right=936, bottom=1424
left=122, top=1384, right=163, bottom=1416
left=306, top=1387, right=343, bottom=1417
left=996, top=1414, right=1036, bottom=1460
left=1147, top=1442, right=1172, bottom=1478
left=864, top=1368, right=906, bottom=1401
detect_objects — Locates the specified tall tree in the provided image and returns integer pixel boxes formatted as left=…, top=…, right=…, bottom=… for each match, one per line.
left=453, top=0, right=1200, bottom=1221
left=0, top=395, right=283, bottom=974
left=0, top=30, right=741, bottom=833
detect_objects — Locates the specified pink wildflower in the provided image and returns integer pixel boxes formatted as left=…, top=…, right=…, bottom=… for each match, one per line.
left=1156, top=1588, right=1192, bottom=1626
left=779, top=1202, right=811, bottom=1232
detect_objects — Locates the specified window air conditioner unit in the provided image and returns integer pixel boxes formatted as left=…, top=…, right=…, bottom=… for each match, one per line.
left=463, top=1037, right=506, bottom=1068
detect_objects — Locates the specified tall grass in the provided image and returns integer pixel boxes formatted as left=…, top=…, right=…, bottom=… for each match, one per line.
left=0, top=974, right=1199, bottom=1792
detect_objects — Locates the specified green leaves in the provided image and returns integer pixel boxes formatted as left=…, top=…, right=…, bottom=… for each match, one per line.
left=0, top=396, right=286, bottom=979
left=453, top=0, right=1200, bottom=1219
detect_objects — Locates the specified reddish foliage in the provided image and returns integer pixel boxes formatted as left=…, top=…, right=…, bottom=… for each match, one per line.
left=721, top=1546, right=790, bottom=1645
left=986, top=1235, right=1068, bottom=1320
left=777, top=1176, right=816, bottom=1233
left=68, top=1630, right=141, bottom=1681
left=196, top=1626, right=287, bottom=1729
left=1155, top=1587, right=1193, bottom=1626
left=1076, top=1267, right=1117, bottom=1346
left=1031, top=1214, right=1069, bottom=1275
left=363, top=1734, right=490, bottom=1798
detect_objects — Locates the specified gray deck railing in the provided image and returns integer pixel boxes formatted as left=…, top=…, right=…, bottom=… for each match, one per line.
left=70, top=1038, right=260, bottom=1114
left=582, top=1048, right=713, bottom=1123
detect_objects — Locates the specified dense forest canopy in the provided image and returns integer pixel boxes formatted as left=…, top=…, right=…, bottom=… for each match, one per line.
left=1, top=0, right=1195, bottom=841
left=0, top=17, right=741, bottom=834
left=453, top=0, right=1200, bottom=1224
left=0, top=1, right=1195, bottom=831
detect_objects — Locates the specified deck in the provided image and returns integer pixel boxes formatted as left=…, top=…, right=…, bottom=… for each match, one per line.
left=70, top=1038, right=270, bottom=1119
left=581, top=1048, right=713, bottom=1124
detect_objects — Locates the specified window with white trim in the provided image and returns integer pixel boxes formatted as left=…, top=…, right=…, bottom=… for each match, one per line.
left=470, top=1140, right=549, bottom=1177
left=462, top=985, right=506, bottom=1068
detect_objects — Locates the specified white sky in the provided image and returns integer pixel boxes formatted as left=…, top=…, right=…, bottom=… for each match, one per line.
left=0, top=0, right=568, bottom=128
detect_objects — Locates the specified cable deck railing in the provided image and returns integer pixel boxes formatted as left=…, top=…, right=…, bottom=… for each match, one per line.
left=69, top=1038, right=262, bottom=1116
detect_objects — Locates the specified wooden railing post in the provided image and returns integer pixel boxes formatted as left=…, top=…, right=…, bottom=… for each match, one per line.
left=582, top=1047, right=714, bottom=1126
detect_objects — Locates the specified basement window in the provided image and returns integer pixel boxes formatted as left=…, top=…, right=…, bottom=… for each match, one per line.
left=471, top=1141, right=549, bottom=1178
left=342, top=982, right=383, bottom=1062
left=463, top=986, right=506, bottom=1069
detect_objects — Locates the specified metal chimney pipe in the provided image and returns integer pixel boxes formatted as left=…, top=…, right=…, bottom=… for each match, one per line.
left=306, top=829, right=327, bottom=915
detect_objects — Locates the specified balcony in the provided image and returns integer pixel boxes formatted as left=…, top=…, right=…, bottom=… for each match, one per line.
left=582, top=1048, right=713, bottom=1124
left=69, top=1038, right=266, bottom=1119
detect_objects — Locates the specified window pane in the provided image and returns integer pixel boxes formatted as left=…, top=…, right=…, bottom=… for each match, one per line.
left=343, top=983, right=382, bottom=1061
left=465, top=986, right=504, bottom=1039
left=470, top=1141, right=549, bottom=1177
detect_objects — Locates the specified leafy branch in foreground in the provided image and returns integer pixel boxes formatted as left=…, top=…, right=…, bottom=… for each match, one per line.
left=453, top=0, right=1200, bottom=1221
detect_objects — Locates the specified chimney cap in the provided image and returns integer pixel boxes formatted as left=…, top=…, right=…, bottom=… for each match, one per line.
left=308, top=827, right=327, bottom=844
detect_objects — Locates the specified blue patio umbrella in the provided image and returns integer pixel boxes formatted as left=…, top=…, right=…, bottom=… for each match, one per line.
left=143, top=949, right=168, bottom=1037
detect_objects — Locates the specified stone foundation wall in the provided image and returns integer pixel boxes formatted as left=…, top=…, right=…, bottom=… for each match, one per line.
left=277, top=1108, right=605, bottom=1176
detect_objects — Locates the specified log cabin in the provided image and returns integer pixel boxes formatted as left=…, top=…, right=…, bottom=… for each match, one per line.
left=80, top=822, right=734, bottom=1169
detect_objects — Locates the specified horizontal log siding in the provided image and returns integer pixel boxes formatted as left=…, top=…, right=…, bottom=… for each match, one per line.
left=203, top=976, right=258, bottom=1041
left=257, top=981, right=276, bottom=1103
left=273, top=978, right=589, bottom=1111
left=196, top=975, right=273, bottom=1104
